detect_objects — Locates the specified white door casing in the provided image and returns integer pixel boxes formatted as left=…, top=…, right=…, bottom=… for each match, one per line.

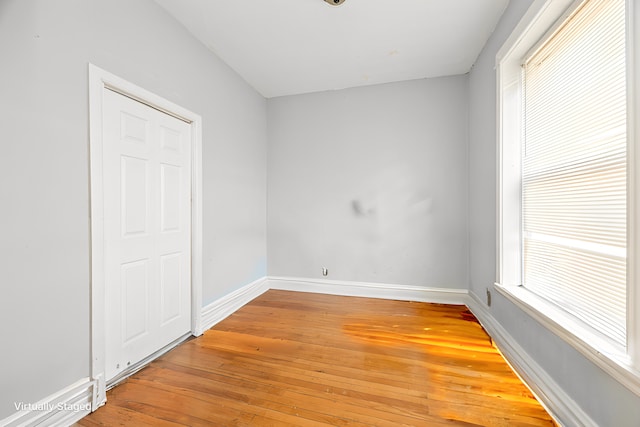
left=89, top=64, right=203, bottom=409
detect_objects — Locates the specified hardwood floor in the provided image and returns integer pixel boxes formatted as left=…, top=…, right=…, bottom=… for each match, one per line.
left=75, top=290, right=555, bottom=426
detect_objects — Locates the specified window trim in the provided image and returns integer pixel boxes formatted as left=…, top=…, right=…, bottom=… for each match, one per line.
left=496, top=0, right=640, bottom=395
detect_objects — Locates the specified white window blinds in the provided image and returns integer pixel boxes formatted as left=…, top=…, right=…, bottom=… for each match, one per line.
left=522, top=0, right=627, bottom=345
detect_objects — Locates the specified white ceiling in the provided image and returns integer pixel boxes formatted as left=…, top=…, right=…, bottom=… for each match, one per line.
left=155, top=0, right=510, bottom=98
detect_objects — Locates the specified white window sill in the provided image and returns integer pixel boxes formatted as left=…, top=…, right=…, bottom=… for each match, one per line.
left=494, top=283, right=640, bottom=396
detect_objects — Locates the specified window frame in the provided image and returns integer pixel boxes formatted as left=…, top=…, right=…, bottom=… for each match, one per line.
left=495, top=0, right=640, bottom=395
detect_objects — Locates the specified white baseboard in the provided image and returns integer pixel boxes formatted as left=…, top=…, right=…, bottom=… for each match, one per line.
left=1, top=378, right=95, bottom=427
left=465, top=293, right=597, bottom=427
left=268, top=276, right=468, bottom=305
left=198, top=276, right=269, bottom=335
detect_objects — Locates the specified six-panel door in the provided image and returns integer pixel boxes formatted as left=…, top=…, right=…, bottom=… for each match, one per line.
left=102, top=89, right=191, bottom=381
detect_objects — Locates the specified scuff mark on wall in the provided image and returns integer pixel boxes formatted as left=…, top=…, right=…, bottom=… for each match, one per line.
left=351, top=199, right=376, bottom=217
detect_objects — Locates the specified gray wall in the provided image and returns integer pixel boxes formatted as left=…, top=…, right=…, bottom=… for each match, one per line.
left=468, top=1, right=640, bottom=425
left=267, top=77, right=468, bottom=288
left=0, top=0, right=267, bottom=419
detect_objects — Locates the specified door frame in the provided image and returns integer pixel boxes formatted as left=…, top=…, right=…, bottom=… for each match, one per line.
left=88, top=64, right=203, bottom=408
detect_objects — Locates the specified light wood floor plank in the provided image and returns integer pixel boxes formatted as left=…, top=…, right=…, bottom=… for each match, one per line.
left=75, top=290, right=555, bottom=426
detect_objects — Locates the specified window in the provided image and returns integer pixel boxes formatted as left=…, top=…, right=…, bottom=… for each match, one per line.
left=497, top=0, right=640, bottom=392
left=522, top=0, right=627, bottom=347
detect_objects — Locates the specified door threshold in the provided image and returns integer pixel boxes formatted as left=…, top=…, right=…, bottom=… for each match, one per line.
left=106, top=333, right=193, bottom=391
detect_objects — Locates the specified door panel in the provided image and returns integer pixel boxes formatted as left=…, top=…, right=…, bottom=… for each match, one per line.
left=121, top=156, right=149, bottom=237
left=103, top=89, right=191, bottom=381
left=160, top=253, right=182, bottom=324
left=121, top=259, right=149, bottom=343
left=120, top=112, right=148, bottom=146
left=160, top=163, right=181, bottom=232
left=160, top=125, right=181, bottom=153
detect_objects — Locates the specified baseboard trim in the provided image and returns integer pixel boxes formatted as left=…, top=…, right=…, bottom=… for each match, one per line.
left=268, top=276, right=468, bottom=305
left=465, top=293, right=597, bottom=427
left=1, top=378, right=95, bottom=427
left=198, top=276, right=269, bottom=335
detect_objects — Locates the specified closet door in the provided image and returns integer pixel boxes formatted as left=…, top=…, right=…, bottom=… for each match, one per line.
left=102, top=88, right=191, bottom=381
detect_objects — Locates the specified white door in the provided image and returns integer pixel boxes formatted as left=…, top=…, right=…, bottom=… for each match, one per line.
left=102, top=88, right=192, bottom=381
